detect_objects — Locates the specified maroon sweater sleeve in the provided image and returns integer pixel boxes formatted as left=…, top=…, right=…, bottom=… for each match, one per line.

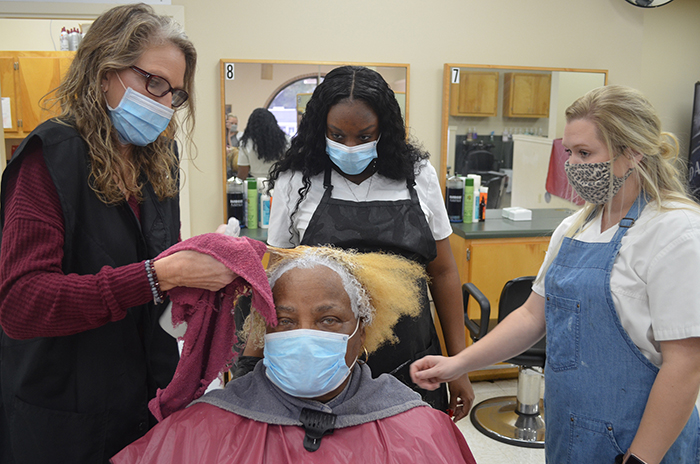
left=0, top=141, right=155, bottom=340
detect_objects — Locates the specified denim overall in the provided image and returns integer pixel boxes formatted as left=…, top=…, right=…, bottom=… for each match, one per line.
left=544, top=196, right=700, bottom=463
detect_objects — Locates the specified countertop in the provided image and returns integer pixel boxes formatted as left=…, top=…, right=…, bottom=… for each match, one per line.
left=450, top=208, right=574, bottom=240
left=238, top=208, right=574, bottom=243
left=238, top=227, right=269, bottom=243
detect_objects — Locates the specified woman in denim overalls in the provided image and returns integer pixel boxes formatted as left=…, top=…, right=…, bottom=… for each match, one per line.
left=412, top=85, right=700, bottom=464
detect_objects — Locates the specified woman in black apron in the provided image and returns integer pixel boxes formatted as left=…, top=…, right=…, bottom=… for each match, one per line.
left=262, top=66, right=474, bottom=420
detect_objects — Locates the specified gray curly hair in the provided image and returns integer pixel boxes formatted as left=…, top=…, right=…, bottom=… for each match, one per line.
left=267, top=251, right=374, bottom=324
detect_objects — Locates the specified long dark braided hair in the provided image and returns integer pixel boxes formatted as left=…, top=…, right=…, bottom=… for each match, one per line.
left=239, top=108, right=287, bottom=162
left=268, top=65, right=429, bottom=229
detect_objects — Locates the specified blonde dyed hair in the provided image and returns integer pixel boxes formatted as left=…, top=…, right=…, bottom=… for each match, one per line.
left=51, top=3, right=197, bottom=204
left=243, top=246, right=427, bottom=354
left=537, top=85, right=700, bottom=284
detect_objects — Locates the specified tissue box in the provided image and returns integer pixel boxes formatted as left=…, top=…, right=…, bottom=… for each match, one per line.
left=502, top=207, right=532, bottom=221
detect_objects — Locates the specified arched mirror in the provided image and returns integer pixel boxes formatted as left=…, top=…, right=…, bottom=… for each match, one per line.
left=220, top=60, right=409, bottom=222
left=439, top=64, right=607, bottom=210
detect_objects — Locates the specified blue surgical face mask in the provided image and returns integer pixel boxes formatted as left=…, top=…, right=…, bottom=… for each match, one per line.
left=106, top=76, right=174, bottom=147
left=326, top=137, right=379, bottom=176
left=263, top=319, right=360, bottom=398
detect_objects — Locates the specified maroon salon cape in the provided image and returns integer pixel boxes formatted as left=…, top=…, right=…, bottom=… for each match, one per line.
left=113, top=402, right=477, bottom=464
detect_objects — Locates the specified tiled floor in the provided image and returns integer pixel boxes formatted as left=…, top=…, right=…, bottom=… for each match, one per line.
left=459, top=378, right=700, bottom=463
left=456, top=379, right=545, bottom=464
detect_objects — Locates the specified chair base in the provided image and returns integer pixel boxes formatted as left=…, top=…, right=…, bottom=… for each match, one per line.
left=469, top=396, right=545, bottom=448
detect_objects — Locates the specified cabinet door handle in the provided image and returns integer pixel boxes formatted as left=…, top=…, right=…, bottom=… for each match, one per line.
left=466, top=249, right=471, bottom=261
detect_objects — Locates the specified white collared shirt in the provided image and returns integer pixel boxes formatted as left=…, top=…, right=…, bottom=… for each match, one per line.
left=267, top=160, right=452, bottom=248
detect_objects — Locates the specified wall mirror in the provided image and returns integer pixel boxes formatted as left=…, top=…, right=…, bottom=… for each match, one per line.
left=439, top=63, right=607, bottom=209
left=220, top=59, right=409, bottom=222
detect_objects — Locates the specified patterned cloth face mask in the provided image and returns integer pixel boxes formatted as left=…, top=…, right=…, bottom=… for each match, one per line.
left=564, top=159, right=634, bottom=205
left=263, top=319, right=360, bottom=398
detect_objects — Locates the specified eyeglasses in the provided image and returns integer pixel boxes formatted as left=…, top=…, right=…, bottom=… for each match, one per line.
left=129, top=66, right=189, bottom=108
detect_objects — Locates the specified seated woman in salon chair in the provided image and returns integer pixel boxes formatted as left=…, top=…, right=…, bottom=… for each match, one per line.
left=112, top=246, right=476, bottom=464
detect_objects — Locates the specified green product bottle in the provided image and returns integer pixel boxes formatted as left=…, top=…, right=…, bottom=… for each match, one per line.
left=463, top=177, right=474, bottom=223
left=246, top=178, right=258, bottom=229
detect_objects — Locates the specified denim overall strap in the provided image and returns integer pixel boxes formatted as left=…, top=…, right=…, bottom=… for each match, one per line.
left=543, top=195, right=700, bottom=463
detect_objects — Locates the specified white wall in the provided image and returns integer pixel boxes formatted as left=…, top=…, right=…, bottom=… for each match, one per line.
left=640, top=0, right=700, bottom=144
left=1, top=0, right=699, bottom=236
left=0, top=19, right=85, bottom=51
left=551, top=72, right=608, bottom=140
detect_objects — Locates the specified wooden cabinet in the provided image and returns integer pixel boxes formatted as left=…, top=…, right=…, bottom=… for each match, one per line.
left=436, top=234, right=550, bottom=380
left=450, top=71, right=498, bottom=117
left=449, top=235, right=549, bottom=322
left=1, top=51, right=74, bottom=137
left=503, top=72, right=551, bottom=118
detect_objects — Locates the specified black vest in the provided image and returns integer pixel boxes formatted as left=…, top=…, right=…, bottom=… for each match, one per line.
left=0, top=120, right=180, bottom=463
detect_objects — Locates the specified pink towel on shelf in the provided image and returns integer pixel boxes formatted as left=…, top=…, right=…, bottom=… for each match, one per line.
left=545, top=138, right=584, bottom=205
left=148, top=234, right=276, bottom=421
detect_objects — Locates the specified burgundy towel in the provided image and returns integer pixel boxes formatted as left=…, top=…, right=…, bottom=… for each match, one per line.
left=148, top=234, right=276, bottom=421
left=545, top=138, right=584, bottom=205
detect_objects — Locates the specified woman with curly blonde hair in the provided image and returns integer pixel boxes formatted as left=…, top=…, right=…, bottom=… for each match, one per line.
left=113, top=246, right=476, bottom=464
left=0, top=4, right=237, bottom=463
left=243, top=246, right=428, bottom=354
left=413, top=85, right=700, bottom=464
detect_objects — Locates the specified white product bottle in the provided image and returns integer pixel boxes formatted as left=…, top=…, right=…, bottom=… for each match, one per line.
left=69, top=28, right=81, bottom=51
left=60, top=27, right=69, bottom=51
left=258, top=178, right=270, bottom=229
left=467, top=174, right=481, bottom=222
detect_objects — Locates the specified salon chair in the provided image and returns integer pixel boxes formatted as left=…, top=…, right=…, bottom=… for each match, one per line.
left=461, top=149, right=499, bottom=173
left=479, top=173, right=507, bottom=209
left=456, top=149, right=507, bottom=210
left=463, top=276, right=545, bottom=448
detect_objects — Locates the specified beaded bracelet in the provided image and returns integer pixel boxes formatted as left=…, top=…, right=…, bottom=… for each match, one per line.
left=145, top=259, right=164, bottom=305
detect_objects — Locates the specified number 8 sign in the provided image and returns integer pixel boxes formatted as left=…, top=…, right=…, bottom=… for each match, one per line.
left=225, top=63, right=235, bottom=80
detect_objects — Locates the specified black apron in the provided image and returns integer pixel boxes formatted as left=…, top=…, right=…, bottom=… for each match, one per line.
left=300, top=166, right=448, bottom=410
